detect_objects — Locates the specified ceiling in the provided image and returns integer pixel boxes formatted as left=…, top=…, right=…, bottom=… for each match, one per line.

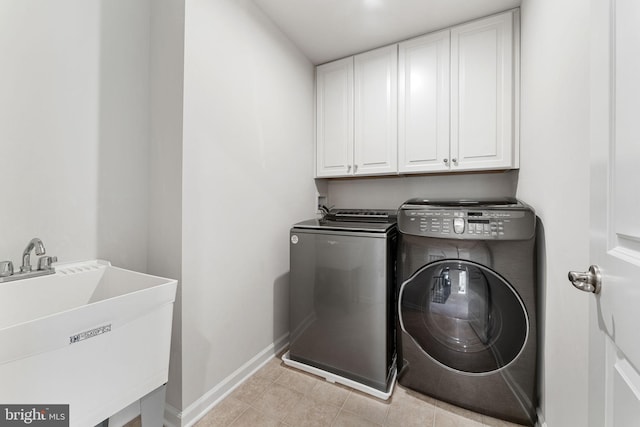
left=252, top=0, right=522, bottom=65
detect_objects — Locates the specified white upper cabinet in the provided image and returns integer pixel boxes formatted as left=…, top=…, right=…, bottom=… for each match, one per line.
left=316, top=57, right=354, bottom=177
left=354, top=45, right=398, bottom=176
left=398, top=30, right=451, bottom=173
left=450, top=10, right=518, bottom=171
left=315, top=46, right=398, bottom=178
left=315, top=9, right=519, bottom=178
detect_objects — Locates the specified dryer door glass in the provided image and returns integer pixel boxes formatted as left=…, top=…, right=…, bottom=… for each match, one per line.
left=399, top=260, right=528, bottom=374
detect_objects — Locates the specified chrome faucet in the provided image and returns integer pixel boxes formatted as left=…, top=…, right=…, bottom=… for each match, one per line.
left=0, top=237, right=57, bottom=283
left=21, top=237, right=46, bottom=273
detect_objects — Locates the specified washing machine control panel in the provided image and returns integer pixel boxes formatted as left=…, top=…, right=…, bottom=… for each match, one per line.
left=399, top=208, right=535, bottom=240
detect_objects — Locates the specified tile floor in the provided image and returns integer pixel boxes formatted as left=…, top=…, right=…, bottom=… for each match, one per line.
left=186, top=357, right=525, bottom=427
left=124, top=356, right=525, bottom=427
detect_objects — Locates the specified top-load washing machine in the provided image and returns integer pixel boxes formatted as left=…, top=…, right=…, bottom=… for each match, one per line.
left=396, top=198, right=537, bottom=426
left=284, top=209, right=397, bottom=400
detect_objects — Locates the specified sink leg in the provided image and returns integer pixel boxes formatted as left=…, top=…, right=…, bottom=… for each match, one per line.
left=140, top=383, right=167, bottom=427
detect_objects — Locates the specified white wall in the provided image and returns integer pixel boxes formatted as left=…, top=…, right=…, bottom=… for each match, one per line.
left=148, top=0, right=186, bottom=411
left=326, top=171, right=519, bottom=208
left=0, top=1, right=99, bottom=264
left=2, top=1, right=314, bottom=421
left=96, top=0, right=152, bottom=272
left=0, top=0, right=151, bottom=271
left=180, top=0, right=316, bottom=419
left=518, top=0, right=591, bottom=426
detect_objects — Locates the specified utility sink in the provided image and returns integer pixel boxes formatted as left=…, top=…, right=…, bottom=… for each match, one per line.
left=0, top=260, right=177, bottom=427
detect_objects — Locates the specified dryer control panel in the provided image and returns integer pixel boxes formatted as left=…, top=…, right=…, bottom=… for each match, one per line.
left=398, top=201, right=536, bottom=240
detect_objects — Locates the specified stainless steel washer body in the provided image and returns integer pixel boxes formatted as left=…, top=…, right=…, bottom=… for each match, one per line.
left=289, top=212, right=397, bottom=394
left=397, top=198, right=537, bottom=426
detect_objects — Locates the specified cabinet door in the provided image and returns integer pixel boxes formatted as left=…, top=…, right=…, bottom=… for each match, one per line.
left=354, top=45, right=398, bottom=176
left=451, top=10, right=516, bottom=171
left=316, top=57, right=354, bottom=177
left=398, top=30, right=451, bottom=173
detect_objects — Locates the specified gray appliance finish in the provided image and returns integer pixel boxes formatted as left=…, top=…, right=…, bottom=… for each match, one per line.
left=289, top=213, right=397, bottom=393
left=397, top=198, right=538, bottom=426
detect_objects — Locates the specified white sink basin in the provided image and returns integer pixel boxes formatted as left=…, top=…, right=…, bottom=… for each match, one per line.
left=0, top=260, right=177, bottom=427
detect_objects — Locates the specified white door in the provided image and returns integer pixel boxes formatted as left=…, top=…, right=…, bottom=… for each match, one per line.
left=354, top=45, right=398, bottom=176
left=316, top=57, right=354, bottom=177
left=450, top=10, right=516, bottom=172
left=585, top=0, right=640, bottom=426
left=398, top=30, right=450, bottom=174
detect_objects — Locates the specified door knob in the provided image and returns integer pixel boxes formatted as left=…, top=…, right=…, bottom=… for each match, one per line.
left=568, top=265, right=602, bottom=294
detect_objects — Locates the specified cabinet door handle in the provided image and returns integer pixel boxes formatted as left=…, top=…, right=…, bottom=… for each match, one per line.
left=443, top=159, right=449, bottom=165
left=354, top=164, right=358, bottom=173
left=452, top=158, right=458, bottom=165
left=347, top=165, right=352, bottom=172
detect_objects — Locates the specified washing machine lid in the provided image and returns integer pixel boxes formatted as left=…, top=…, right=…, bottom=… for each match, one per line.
left=292, top=209, right=397, bottom=233
left=292, top=218, right=396, bottom=233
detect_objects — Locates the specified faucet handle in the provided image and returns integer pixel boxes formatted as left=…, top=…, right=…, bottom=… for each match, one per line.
left=37, top=256, right=58, bottom=271
left=0, top=261, right=14, bottom=277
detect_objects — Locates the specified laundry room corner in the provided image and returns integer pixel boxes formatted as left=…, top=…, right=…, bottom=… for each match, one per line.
left=1, top=0, right=607, bottom=425
left=178, top=0, right=317, bottom=424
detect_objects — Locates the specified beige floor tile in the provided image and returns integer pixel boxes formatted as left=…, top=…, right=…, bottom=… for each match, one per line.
left=307, top=380, right=350, bottom=407
left=342, top=391, right=390, bottom=425
left=195, top=397, right=248, bottom=426
left=282, top=396, right=340, bottom=427
left=394, top=384, right=436, bottom=406
left=333, top=410, right=383, bottom=427
left=186, top=356, right=508, bottom=427
left=229, top=407, right=280, bottom=427
left=385, top=388, right=435, bottom=427
left=433, top=408, right=483, bottom=427
left=254, top=358, right=285, bottom=383
left=230, top=375, right=272, bottom=404
left=481, top=414, right=526, bottom=427
left=435, top=400, right=484, bottom=423
left=251, top=383, right=304, bottom=421
left=276, top=367, right=318, bottom=395
left=123, top=416, right=141, bottom=427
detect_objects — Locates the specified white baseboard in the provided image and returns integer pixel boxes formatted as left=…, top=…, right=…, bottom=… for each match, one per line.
left=163, top=402, right=181, bottom=427
left=163, top=333, right=289, bottom=427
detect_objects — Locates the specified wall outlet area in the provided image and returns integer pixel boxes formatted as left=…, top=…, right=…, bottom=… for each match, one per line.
left=317, top=195, right=327, bottom=212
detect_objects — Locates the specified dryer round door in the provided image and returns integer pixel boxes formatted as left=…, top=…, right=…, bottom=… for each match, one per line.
left=399, top=260, right=528, bottom=374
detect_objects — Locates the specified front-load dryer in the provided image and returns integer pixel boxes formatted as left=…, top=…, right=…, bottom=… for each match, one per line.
left=396, top=198, right=537, bottom=426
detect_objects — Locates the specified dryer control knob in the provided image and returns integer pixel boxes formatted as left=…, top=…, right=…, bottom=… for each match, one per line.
left=453, top=217, right=465, bottom=234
